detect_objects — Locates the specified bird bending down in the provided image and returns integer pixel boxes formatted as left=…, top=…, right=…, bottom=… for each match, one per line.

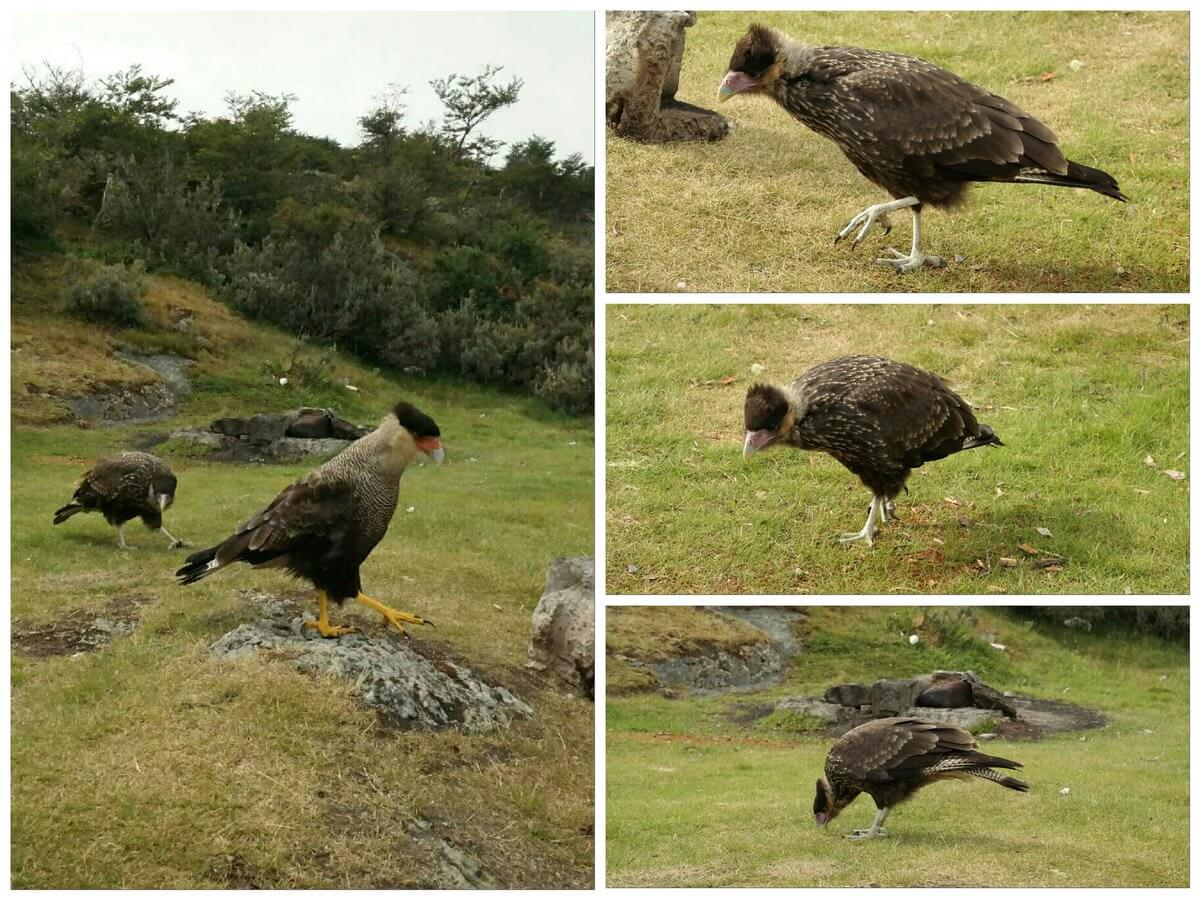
left=719, top=24, right=1127, bottom=272
left=743, top=356, right=1002, bottom=545
left=815, top=717, right=1028, bottom=838
left=175, top=401, right=444, bottom=638
left=54, top=451, right=186, bottom=549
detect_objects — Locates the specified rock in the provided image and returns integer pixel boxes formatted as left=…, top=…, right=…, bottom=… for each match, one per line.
left=905, top=706, right=998, bottom=729
left=606, top=11, right=730, bottom=143
left=527, top=557, right=595, bottom=698
left=776, top=697, right=844, bottom=724
left=871, top=678, right=923, bottom=715
left=243, top=413, right=292, bottom=440
left=824, top=683, right=871, bottom=707
left=969, top=678, right=1019, bottom=717
left=168, top=428, right=229, bottom=451
left=286, top=410, right=333, bottom=439
left=67, top=381, right=179, bottom=425
left=916, top=679, right=973, bottom=708
left=209, top=416, right=250, bottom=436
left=210, top=609, right=531, bottom=734
left=269, top=437, right=353, bottom=462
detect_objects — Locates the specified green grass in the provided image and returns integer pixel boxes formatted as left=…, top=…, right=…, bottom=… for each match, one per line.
left=606, top=303, right=1189, bottom=594
left=606, top=11, right=1188, bottom=292
left=605, top=606, right=1189, bottom=887
left=11, top=255, right=595, bottom=888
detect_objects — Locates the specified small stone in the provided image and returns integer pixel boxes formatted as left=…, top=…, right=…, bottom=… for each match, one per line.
left=627, top=564, right=640, bottom=575
left=1060, top=786, right=1071, bottom=795
left=279, top=377, right=288, bottom=386
left=908, top=634, right=919, bottom=645
left=750, top=363, right=766, bottom=376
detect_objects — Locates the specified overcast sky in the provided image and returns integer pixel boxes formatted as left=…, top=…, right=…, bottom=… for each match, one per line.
left=12, top=11, right=594, bottom=162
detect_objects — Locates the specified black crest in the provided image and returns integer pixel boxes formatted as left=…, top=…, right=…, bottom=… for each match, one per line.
left=744, top=383, right=789, bottom=433
left=729, top=24, right=779, bottom=78
left=392, top=401, right=440, bottom=438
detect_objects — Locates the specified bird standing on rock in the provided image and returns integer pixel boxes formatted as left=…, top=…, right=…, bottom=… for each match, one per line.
left=815, top=717, right=1028, bottom=839
left=53, top=451, right=186, bottom=549
left=176, top=400, right=444, bottom=638
left=743, top=356, right=1002, bottom=545
left=719, top=24, right=1127, bottom=273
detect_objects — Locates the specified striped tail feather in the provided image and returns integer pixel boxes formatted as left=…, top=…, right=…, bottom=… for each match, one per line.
left=53, top=503, right=84, bottom=525
left=1014, top=159, right=1127, bottom=202
left=176, top=544, right=222, bottom=585
left=969, top=766, right=1029, bottom=792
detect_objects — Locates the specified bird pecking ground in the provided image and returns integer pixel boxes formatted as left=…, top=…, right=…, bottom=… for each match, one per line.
left=606, top=11, right=1189, bottom=293
left=604, top=606, right=1189, bottom=888
left=10, top=254, right=595, bottom=888
left=605, top=303, right=1189, bottom=595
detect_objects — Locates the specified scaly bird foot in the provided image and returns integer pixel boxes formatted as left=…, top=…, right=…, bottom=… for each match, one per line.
left=834, top=207, right=894, bottom=248
left=354, top=593, right=433, bottom=636
left=302, top=619, right=357, bottom=639
left=848, top=828, right=888, bottom=840
left=169, top=539, right=192, bottom=550
left=874, top=247, right=945, bottom=274
left=838, top=529, right=876, bottom=547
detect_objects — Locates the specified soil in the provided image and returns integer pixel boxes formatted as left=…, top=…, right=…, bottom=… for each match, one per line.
left=12, top=596, right=152, bottom=657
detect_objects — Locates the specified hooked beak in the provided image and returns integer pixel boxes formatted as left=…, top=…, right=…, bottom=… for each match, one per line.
left=743, top=430, right=774, bottom=461
left=418, top=436, right=444, bottom=463
left=157, top=493, right=171, bottom=511
left=814, top=813, right=830, bottom=827
left=719, top=70, right=758, bottom=102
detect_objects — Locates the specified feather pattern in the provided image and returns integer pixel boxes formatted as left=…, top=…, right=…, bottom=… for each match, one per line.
left=53, top=451, right=176, bottom=530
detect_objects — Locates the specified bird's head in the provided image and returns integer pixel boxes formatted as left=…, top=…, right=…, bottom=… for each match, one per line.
left=149, top=473, right=177, bottom=511
left=812, top=776, right=846, bottom=827
left=743, top=382, right=793, bottom=460
left=389, top=400, right=444, bottom=464
left=720, top=24, right=784, bottom=102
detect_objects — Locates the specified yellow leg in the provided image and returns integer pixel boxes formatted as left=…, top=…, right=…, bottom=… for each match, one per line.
left=301, top=591, right=356, bottom=638
left=354, top=593, right=432, bottom=635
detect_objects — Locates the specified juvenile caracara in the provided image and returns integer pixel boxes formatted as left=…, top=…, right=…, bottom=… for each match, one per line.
left=176, top=401, right=443, bottom=638
left=743, top=356, right=1002, bottom=545
left=54, top=451, right=186, bottom=549
left=816, top=717, right=1028, bottom=838
left=719, top=24, right=1127, bottom=273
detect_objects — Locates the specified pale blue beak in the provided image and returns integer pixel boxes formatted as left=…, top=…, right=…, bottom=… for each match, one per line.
left=719, top=70, right=759, bottom=102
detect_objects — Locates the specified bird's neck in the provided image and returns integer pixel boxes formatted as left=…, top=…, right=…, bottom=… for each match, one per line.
left=354, top=416, right=419, bottom=477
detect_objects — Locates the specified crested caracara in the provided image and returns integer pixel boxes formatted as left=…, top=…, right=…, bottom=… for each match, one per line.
left=54, top=451, right=186, bottom=549
left=743, top=356, right=1002, bottom=545
left=816, top=717, right=1028, bottom=838
left=176, top=401, right=443, bottom=638
left=719, top=24, right=1126, bottom=273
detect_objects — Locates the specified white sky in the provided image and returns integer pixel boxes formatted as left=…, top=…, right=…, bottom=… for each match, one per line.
left=11, top=10, right=595, bottom=163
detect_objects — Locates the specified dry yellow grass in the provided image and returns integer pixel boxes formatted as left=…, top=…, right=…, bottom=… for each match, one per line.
left=606, top=11, right=1189, bottom=292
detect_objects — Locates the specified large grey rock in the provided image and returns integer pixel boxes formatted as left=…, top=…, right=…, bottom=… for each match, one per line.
left=905, top=706, right=998, bottom=730
left=269, top=436, right=352, bottom=462
left=527, top=557, right=595, bottom=698
left=606, top=11, right=729, bottom=143
left=871, top=678, right=923, bottom=716
left=776, top=697, right=844, bottom=724
left=917, top=679, right=973, bottom=708
left=824, top=683, right=871, bottom=708
left=211, top=597, right=532, bottom=734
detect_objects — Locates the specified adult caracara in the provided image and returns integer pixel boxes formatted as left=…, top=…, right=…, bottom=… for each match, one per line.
left=176, top=401, right=443, bottom=638
left=719, top=24, right=1127, bottom=273
left=743, top=356, right=1001, bottom=545
left=815, top=717, right=1028, bottom=838
left=54, top=451, right=186, bottom=549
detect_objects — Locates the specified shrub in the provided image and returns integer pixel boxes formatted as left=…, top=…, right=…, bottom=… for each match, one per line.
left=63, top=259, right=148, bottom=327
left=1012, top=606, right=1188, bottom=642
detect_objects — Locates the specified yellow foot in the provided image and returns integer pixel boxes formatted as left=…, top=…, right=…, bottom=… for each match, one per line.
left=301, top=619, right=357, bottom=639
left=354, top=593, right=432, bottom=636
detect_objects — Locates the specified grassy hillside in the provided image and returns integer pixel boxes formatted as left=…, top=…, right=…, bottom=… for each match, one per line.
left=606, top=303, right=1189, bottom=594
left=11, top=253, right=594, bottom=888
left=606, top=11, right=1189, bottom=293
left=605, top=606, right=1189, bottom=887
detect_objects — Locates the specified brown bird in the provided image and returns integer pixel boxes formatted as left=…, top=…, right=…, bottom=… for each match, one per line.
left=54, top=451, right=186, bottom=549
left=743, top=356, right=1002, bottom=545
left=176, top=401, right=443, bottom=638
left=719, top=24, right=1126, bottom=272
left=815, top=717, right=1028, bottom=839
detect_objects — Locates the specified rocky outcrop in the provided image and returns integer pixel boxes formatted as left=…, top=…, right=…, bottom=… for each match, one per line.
left=527, top=557, right=595, bottom=699
left=606, top=11, right=730, bottom=143
left=162, top=407, right=369, bottom=462
left=68, top=352, right=194, bottom=425
left=210, top=591, right=532, bottom=734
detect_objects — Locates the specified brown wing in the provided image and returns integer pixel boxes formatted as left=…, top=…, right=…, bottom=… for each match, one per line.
left=214, top=470, right=355, bottom=567
left=828, top=717, right=977, bottom=782
left=82, top=453, right=156, bottom=503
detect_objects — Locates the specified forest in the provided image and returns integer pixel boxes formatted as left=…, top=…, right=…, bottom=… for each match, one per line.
left=11, top=62, right=594, bottom=414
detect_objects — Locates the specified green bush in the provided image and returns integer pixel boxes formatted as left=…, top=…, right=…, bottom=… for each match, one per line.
left=63, top=259, right=147, bottom=327
left=1012, top=607, right=1188, bottom=642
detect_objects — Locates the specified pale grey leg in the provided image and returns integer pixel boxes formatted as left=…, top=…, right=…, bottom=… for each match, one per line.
left=849, top=806, right=890, bottom=839
left=876, top=206, right=946, bottom=273
left=835, top=196, right=920, bottom=248
left=117, top=525, right=133, bottom=550
left=839, top=495, right=883, bottom=546
left=159, top=526, right=188, bottom=549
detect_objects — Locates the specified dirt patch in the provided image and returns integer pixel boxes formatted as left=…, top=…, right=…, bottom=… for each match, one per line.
left=12, top=596, right=152, bottom=657
left=993, top=695, right=1108, bottom=739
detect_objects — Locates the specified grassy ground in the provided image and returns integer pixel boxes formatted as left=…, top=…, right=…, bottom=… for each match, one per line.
left=605, top=606, right=1190, bottom=887
left=11, top=253, right=595, bottom=888
left=606, top=11, right=1189, bottom=293
left=606, top=303, right=1189, bottom=595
